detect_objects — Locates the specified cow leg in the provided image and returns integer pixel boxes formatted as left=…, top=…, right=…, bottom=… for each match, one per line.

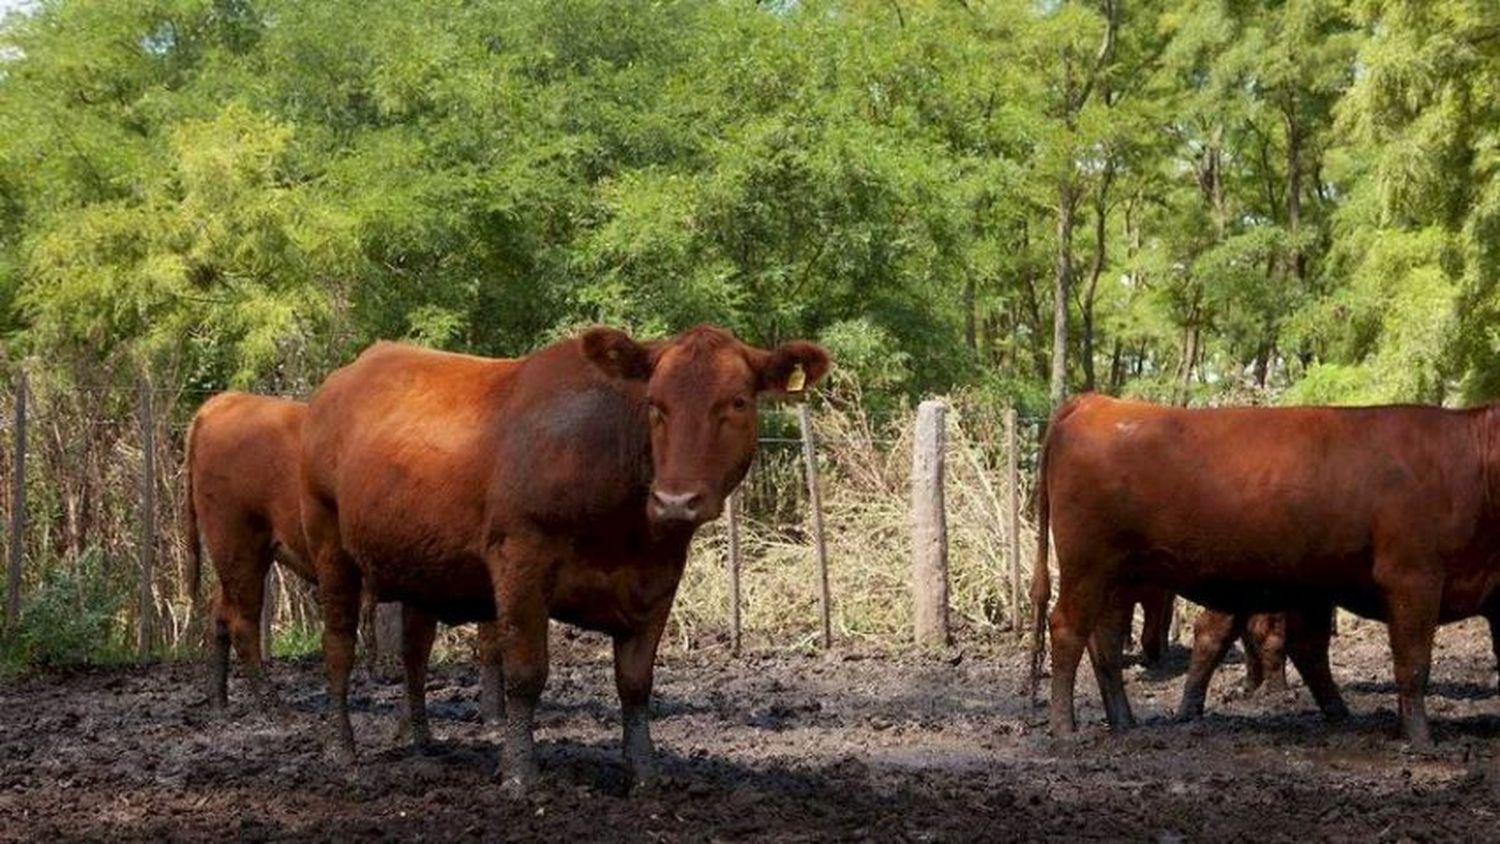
left=1177, top=609, right=1243, bottom=721
left=400, top=604, right=438, bottom=751
left=1048, top=563, right=1113, bottom=735
left=490, top=536, right=553, bottom=796
left=207, top=598, right=231, bottom=710
left=318, top=558, right=362, bottom=764
left=1139, top=588, right=1175, bottom=669
left=613, top=606, right=672, bottom=793
left=1284, top=605, right=1347, bottom=720
left=220, top=549, right=284, bottom=716
left=359, top=588, right=378, bottom=682
left=477, top=621, right=505, bottom=725
left=1486, top=612, right=1500, bottom=696
left=1374, top=566, right=1440, bottom=746
left=306, top=495, right=362, bottom=765
left=1088, top=598, right=1135, bottom=731
left=1248, top=613, right=1289, bottom=694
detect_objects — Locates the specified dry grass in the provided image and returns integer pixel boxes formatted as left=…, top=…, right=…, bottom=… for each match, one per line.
left=666, top=376, right=1040, bottom=653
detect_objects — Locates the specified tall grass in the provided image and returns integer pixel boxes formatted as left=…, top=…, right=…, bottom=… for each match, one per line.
left=667, top=375, right=1041, bottom=652
left=0, top=365, right=1041, bottom=670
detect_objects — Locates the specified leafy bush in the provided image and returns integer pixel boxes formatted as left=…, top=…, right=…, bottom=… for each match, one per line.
left=0, top=547, right=130, bottom=672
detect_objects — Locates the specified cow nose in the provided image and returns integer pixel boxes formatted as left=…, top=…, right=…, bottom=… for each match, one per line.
left=650, top=488, right=703, bottom=523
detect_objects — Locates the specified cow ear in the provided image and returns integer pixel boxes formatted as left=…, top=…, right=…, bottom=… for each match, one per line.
left=581, top=327, right=656, bottom=381
left=754, top=340, right=832, bottom=396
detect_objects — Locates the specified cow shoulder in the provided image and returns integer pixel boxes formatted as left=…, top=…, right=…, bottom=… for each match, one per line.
left=490, top=339, right=651, bottom=530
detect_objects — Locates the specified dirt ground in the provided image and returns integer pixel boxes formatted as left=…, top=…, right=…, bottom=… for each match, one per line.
left=3, top=616, right=1500, bottom=842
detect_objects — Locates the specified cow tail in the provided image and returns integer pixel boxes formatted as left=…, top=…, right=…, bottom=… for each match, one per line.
left=182, top=410, right=204, bottom=626
left=1027, top=412, right=1058, bottom=708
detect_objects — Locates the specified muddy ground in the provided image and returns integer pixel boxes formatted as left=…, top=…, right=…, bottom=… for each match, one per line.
left=3, top=616, right=1500, bottom=842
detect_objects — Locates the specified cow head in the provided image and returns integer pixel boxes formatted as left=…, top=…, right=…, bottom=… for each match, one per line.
left=583, top=324, right=831, bottom=527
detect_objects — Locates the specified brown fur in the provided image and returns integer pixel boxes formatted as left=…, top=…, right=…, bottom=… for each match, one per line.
left=183, top=392, right=502, bottom=720
left=300, top=325, right=829, bottom=790
left=183, top=393, right=314, bottom=711
left=1037, top=394, right=1500, bottom=746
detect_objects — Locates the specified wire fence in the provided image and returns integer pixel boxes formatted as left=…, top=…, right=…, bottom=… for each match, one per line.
left=0, top=365, right=1049, bottom=666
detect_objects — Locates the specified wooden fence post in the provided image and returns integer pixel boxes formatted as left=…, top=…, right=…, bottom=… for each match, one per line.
left=1007, top=406, right=1023, bottom=637
left=911, top=399, right=949, bottom=647
left=259, top=566, right=278, bottom=659
left=6, top=372, right=26, bottom=631
left=726, top=489, right=742, bottom=655
left=797, top=402, right=832, bottom=649
left=137, top=376, right=156, bottom=658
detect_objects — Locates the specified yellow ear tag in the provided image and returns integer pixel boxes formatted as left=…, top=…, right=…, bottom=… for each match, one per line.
left=786, top=363, right=807, bottom=393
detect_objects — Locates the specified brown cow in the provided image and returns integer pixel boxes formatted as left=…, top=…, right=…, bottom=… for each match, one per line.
left=184, top=392, right=502, bottom=724
left=1178, top=609, right=1307, bottom=720
left=300, top=325, right=829, bottom=793
left=1029, top=394, right=1500, bottom=747
left=1180, top=607, right=1500, bottom=720
left=184, top=393, right=314, bottom=712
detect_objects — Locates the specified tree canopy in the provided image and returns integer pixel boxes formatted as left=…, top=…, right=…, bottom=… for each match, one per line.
left=2, top=0, right=1496, bottom=413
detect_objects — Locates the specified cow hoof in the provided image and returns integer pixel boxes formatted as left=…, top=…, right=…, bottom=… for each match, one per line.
left=1174, top=708, right=1203, bottom=724
left=1401, top=739, right=1438, bottom=758
left=498, top=773, right=537, bottom=800
left=1321, top=703, right=1351, bottom=723
left=627, top=768, right=661, bottom=797
left=325, top=744, right=356, bottom=766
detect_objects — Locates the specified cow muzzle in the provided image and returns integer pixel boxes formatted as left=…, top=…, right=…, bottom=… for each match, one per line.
left=649, top=486, right=718, bottom=525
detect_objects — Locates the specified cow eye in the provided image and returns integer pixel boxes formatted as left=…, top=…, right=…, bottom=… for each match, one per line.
left=731, top=396, right=750, bottom=412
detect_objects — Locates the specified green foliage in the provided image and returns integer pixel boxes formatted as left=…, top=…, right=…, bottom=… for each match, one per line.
left=0, top=0, right=1492, bottom=408
left=0, top=547, right=130, bottom=672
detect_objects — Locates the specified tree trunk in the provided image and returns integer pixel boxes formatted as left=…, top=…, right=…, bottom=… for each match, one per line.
left=1285, top=97, right=1305, bottom=284
left=963, top=272, right=977, bottom=354
left=1050, top=179, right=1076, bottom=407
left=1178, top=322, right=1199, bottom=407
left=1080, top=162, right=1114, bottom=393
left=1107, top=338, right=1124, bottom=394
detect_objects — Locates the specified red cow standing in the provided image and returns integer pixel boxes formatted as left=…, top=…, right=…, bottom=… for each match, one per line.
left=1031, top=394, right=1500, bottom=747
left=300, top=326, right=829, bottom=792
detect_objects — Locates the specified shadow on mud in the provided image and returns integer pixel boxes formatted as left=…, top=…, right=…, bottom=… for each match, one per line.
left=1344, top=679, right=1499, bottom=700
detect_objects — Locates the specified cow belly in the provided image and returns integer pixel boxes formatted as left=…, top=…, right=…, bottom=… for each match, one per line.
left=548, top=558, right=682, bottom=637
left=1127, top=543, right=1373, bottom=604
left=359, top=550, right=497, bottom=625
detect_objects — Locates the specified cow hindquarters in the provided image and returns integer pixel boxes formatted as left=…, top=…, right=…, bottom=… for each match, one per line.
left=613, top=605, right=673, bottom=793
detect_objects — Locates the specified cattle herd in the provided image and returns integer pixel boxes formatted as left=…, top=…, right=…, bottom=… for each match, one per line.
left=181, top=324, right=1500, bottom=799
